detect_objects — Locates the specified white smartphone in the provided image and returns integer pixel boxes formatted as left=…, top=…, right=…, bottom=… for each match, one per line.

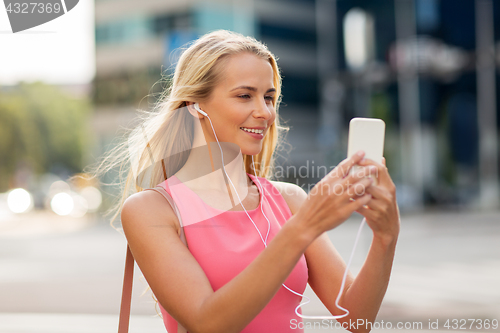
left=347, top=117, right=386, bottom=185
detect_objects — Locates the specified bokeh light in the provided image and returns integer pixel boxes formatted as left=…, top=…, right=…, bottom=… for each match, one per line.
left=48, top=180, right=71, bottom=197
left=79, top=186, right=102, bottom=212
left=7, top=188, right=33, bottom=214
left=50, top=192, right=74, bottom=216
left=70, top=192, right=88, bottom=218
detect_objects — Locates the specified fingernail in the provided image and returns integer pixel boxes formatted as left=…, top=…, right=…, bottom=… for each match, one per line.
left=357, top=151, right=365, bottom=157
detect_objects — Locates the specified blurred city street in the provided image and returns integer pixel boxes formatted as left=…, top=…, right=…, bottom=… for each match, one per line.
left=0, top=209, right=498, bottom=332
left=2, top=0, right=500, bottom=332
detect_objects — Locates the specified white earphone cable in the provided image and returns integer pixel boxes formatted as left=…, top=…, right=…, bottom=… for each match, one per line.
left=203, top=111, right=366, bottom=320
left=204, top=114, right=271, bottom=246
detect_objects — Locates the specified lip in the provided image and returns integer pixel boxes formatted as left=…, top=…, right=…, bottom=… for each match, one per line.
left=240, top=126, right=266, bottom=130
left=240, top=128, right=264, bottom=140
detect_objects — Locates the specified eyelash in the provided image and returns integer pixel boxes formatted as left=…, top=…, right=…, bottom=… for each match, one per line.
left=239, top=94, right=274, bottom=102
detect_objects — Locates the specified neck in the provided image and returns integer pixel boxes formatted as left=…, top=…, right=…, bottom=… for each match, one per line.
left=179, top=142, right=250, bottom=191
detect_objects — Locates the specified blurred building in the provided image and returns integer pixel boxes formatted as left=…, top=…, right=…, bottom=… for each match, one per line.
left=92, top=0, right=320, bottom=172
left=334, top=0, right=500, bottom=210
left=92, top=0, right=500, bottom=210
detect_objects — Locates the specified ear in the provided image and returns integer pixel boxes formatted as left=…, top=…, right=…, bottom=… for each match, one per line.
left=186, top=102, right=204, bottom=119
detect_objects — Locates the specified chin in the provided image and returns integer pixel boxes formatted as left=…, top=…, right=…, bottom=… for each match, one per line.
left=241, top=146, right=262, bottom=156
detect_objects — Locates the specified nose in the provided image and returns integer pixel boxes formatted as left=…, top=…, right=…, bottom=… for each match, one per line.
left=253, top=97, right=274, bottom=121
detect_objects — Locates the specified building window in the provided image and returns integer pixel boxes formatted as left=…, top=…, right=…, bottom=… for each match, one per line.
left=152, top=12, right=192, bottom=36
left=259, top=22, right=316, bottom=46
left=95, top=15, right=153, bottom=45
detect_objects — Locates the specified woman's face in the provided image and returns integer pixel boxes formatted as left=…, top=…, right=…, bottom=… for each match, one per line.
left=198, top=52, right=277, bottom=156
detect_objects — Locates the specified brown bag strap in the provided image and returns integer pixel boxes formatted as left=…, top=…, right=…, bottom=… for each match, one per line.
left=118, top=245, right=134, bottom=333
left=118, top=186, right=186, bottom=333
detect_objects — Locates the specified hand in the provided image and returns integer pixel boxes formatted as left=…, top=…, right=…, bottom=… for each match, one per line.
left=295, top=151, right=377, bottom=238
left=356, top=157, right=400, bottom=243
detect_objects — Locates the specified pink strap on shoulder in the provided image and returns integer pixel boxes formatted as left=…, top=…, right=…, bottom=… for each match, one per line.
left=118, top=186, right=187, bottom=333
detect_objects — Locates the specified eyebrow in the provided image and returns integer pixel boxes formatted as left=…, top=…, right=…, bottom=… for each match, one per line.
left=230, top=86, right=276, bottom=93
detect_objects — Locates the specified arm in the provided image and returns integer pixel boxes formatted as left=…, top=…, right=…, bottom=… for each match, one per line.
left=340, top=157, right=399, bottom=329
left=121, top=153, right=372, bottom=333
left=273, top=157, right=400, bottom=333
left=304, top=232, right=396, bottom=333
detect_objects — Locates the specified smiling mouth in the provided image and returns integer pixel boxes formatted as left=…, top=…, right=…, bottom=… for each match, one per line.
left=240, top=127, right=264, bottom=134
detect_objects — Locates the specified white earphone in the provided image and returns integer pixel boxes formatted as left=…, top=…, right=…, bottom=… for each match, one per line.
left=193, top=102, right=207, bottom=116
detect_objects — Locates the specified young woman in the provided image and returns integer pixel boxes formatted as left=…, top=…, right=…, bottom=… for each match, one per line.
left=112, top=30, right=400, bottom=333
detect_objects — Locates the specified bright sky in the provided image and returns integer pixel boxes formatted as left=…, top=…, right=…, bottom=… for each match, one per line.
left=0, top=0, right=95, bottom=86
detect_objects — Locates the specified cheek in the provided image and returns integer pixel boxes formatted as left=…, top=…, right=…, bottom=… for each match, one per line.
left=225, top=113, right=247, bottom=131
left=268, top=107, right=277, bottom=123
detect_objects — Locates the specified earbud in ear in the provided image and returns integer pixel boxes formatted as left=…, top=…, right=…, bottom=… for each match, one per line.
left=193, top=103, right=207, bottom=116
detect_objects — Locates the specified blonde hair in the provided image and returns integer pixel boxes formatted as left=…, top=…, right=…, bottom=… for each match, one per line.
left=85, top=29, right=289, bottom=228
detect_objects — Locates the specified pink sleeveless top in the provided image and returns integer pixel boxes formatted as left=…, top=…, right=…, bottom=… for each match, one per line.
left=157, top=173, right=308, bottom=332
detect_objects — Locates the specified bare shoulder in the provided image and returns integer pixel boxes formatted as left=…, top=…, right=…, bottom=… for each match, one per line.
left=121, top=189, right=180, bottom=236
left=268, top=180, right=308, bottom=215
left=119, top=190, right=214, bottom=331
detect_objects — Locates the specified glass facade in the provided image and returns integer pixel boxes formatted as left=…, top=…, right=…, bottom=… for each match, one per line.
left=95, top=12, right=192, bottom=45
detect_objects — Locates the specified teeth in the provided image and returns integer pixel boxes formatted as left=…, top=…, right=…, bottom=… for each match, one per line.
left=241, top=127, right=263, bottom=134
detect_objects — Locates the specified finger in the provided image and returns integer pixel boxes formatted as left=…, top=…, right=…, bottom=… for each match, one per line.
left=355, top=204, right=378, bottom=221
left=347, top=177, right=375, bottom=206
left=329, top=150, right=365, bottom=180
left=359, top=196, right=385, bottom=211
left=358, top=158, right=384, bottom=168
left=347, top=193, right=372, bottom=211
left=343, top=165, right=378, bottom=186
left=357, top=158, right=393, bottom=188
left=363, top=183, right=390, bottom=200
left=346, top=176, right=374, bottom=200
left=382, top=157, right=386, bottom=166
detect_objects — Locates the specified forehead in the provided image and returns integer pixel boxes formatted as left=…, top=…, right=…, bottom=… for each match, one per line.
left=218, top=53, right=275, bottom=89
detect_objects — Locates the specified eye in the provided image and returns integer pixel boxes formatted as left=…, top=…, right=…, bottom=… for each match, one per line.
left=238, top=94, right=274, bottom=103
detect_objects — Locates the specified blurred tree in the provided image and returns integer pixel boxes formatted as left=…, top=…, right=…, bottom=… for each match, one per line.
left=0, top=82, right=91, bottom=191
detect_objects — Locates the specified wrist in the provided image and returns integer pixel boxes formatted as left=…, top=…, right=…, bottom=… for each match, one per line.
left=284, top=214, right=318, bottom=250
left=372, top=230, right=398, bottom=250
